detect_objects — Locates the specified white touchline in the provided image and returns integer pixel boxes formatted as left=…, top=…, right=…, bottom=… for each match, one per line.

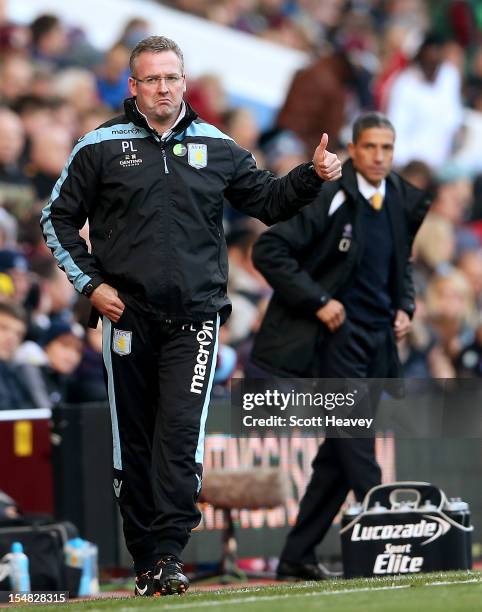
left=428, top=579, right=479, bottom=586
left=156, top=585, right=410, bottom=609
left=115, top=578, right=480, bottom=612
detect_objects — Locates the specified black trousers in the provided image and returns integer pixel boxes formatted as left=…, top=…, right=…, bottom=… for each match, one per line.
left=280, top=318, right=397, bottom=564
left=101, top=308, right=219, bottom=572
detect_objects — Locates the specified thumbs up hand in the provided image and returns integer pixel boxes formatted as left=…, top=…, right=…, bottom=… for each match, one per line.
left=312, top=133, right=342, bottom=181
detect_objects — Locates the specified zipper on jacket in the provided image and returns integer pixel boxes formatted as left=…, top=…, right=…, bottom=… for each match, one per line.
left=152, top=131, right=169, bottom=174
left=151, top=132, right=172, bottom=315
left=161, top=146, right=169, bottom=174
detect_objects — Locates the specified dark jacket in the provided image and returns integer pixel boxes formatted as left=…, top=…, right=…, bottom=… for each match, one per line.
left=0, top=361, right=38, bottom=411
left=251, top=159, right=430, bottom=376
left=40, top=99, right=323, bottom=324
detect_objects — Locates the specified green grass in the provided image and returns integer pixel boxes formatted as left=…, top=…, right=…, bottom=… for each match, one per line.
left=13, top=571, right=482, bottom=612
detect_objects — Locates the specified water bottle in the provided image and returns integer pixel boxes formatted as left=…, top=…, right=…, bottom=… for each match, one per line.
left=368, top=501, right=388, bottom=513
left=9, top=542, right=31, bottom=592
left=88, top=543, right=99, bottom=595
left=398, top=500, right=417, bottom=512
left=445, top=497, right=470, bottom=527
left=344, top=502, right=363, bottom=517
left=419, top=499, right=438, bottom=512
left=444, top=497, right=472, bottom=569
left=341, top=501, right=363, bottom=530
left=64, top=537, right=84, bottom=572
left=80, top=543, right=99, bottom=596
left=65, top=538, right=99, bottom=596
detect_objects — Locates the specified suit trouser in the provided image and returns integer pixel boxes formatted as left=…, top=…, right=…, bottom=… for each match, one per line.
left=280, top=318, right=396, bottom=564
left=101, top=308, right=219, bottom=572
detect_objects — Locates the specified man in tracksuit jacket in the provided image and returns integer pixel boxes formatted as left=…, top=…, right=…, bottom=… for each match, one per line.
left=250, top=113, right=430, bottom=581
left=40, top=36, right=341, bottom=596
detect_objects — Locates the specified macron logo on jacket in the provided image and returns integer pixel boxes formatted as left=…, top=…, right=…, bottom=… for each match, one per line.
left=190, top=320, right=215, bottom=394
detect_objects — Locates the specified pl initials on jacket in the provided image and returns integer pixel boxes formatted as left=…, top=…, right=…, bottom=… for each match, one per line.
left=41, top=98, right=323, bottom=324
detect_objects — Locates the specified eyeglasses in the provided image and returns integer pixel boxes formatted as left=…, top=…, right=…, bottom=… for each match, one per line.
left=132, top=75, right=184, bottom=87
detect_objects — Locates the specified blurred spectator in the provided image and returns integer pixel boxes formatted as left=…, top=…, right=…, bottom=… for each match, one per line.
left=223, top=107, right=262, bottom=155
left=451, top=109, right=482, bottom=176
left=0, top=208, right=17, bottom=249
left=17, top=320, right=85, bottom=407
left=387, top=33, right=464, bottom=169
left=31, top=258, right=76, bottom=328
left=413, top=212, right=456, bottom=288
left=399, top=160, right=435, bottom=192
left=185, top=74, right=227, bottom=128
left=425, top=267, right=476, bottom=372
left=50, top=97, right=79, bottom=140
left=383, top=0, right=430, bottom=31
left=71, top=298, right=107, bottom=403
left=30, top=14, right=101, bottom=70
left=30, top=15, right=69, bottom=69
left=225, top=224, right=269, bottom=346
left=0, top=249, right=31, bottom=307
left=261, top=129, right=307, bottom=176
left=0, top=489, right=21, bottom=522
left=211, top=343, right=237, bottom=399
left=13, top=95, right=53, bottom=144
left=0, top=0, right=30, bottom=54
left=451, top=69, right=482, bottom=175
left=276, top=49, right=369, bottom=152
left=0, top=271, right=14, bottom=302
left=29, top=65, right=56, bottom=99
left=256, top=14, right=314, bottom=51
left=0, top=107, right=35, bottom=218
left=168, top=0, right=347, bottom=52
left=0, top=107, right=26, bottom=171
left=26, top=126, right=73, bottom=200
left=41, top=320, right=84, bottom=386
left=78, top=107, right=115, bottom=137
left=71, top=321, right=106, bottom=402
left=456, top=320, right=482, bottom=377
left=205, top=1, right=250, bottom=30
left=373, top=23, right=414, bottom=111
left=431, top=0, right=481, bottom=50
left=466, top=46, right=482, bottom=97
left=96, top=43, right=130, bottom=111
left=16, top=214, right=52, bottom=263
left=0, top=55, right=34, bottom=103
left=398, top=299, right=434, bottom=379
left=430, top=177, right=479, bottom=255
left=169, top=0, right=209, bottom=17
left=414, top=213, right=454, bottom=263
left=54, top=68, right=99, bottom=116
left=0, top=302, right=38, bottom=410
left=456, top=248, right=482, bottom=306
left=116, top=18, right=150, bottom=51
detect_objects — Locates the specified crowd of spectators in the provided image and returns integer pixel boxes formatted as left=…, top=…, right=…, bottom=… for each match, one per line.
left=1, top=1, right=482, bottom=410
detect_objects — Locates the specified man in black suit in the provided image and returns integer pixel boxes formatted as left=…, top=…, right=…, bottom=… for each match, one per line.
left=250, top=112, right=430, bottom=580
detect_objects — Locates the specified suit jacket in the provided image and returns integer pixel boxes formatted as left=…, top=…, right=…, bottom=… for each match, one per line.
left=250, top=159, right=430, bottom=377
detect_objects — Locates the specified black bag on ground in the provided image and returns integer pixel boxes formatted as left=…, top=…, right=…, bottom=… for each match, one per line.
left=0, top=521, right=80, bottom=591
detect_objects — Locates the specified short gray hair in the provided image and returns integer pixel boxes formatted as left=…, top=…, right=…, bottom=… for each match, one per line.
left=352, top=112, right=395, bottom=143
left=129, top=35, right=184, bottom=74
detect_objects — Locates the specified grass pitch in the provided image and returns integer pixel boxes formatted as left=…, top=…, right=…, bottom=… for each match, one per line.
left=14, top=571, right=482, bottom=612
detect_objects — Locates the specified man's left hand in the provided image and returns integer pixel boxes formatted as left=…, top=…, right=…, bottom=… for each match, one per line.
left=312, top=133, right=342, bottom=181
left=393, top=309, right=411, bottom=341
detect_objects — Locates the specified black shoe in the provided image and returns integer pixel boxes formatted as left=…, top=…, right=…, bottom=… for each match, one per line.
left=277, top=559, right=341, bottom=581
left=134, top=569, right=154, bottom=596
left=153, top=555, right=189, bottom=596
